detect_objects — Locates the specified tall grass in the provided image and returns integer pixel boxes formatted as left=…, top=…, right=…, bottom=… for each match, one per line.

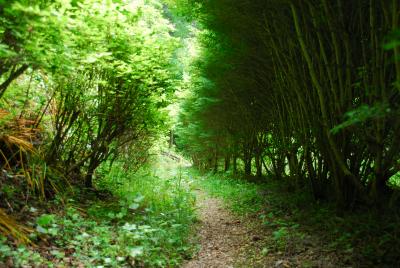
left=197, top=172, right=264, bottom=215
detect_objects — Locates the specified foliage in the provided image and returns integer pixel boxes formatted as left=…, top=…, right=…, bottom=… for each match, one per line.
left=1, top=0, right=399, bottom=266
left=0, top=0, right=182, bottom=188
left=198, top=172, right=264, bottom=215
left=175, top=0, right=400, bottom=208
left=0, top=0, right=195, bottom=252
left=0, top=158, right=197, bottom=267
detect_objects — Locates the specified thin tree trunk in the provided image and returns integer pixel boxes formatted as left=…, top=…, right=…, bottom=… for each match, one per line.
left=244, top=158, right=251, bottom=176
left=0, top=64, right=29, bottom=98
left=224, top=154, right=231, bottom=172
left=255, top=154, right=262, bottom=177
left=233, top=154, right=237, bottom=174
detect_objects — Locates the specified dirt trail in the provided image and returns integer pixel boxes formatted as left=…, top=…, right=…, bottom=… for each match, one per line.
left=182, top=190, right=342, bottom=268
left=183, top=191, right=251, bottom=268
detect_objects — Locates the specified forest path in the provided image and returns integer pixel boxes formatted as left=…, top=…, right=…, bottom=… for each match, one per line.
left=182, top=190, right=251, bottom=268
left=154, top=154, right=260, bottom=267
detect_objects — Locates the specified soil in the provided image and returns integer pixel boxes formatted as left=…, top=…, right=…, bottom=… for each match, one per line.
left=182, top=190, right=250, bottom=268
left=182, top=190, right=343, bottom=268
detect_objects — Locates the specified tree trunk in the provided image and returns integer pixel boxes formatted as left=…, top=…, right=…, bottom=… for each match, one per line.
left=370, top=172, right=391, bottom=206
left=0, top=64, right=29, bottom=98
left=244, top=158, right=252, bottom=176
left=272, top=154, right=285, bottom=180
left=85, top=158, right=101, bottom=188
left=261, top=156, right=272, bottom=177
left=255, top=154, right=262, bottom=177
left=85, top=169, right=94, bottom=188
left=213, top=147, right=218, bottom=173
left=233, top=155, right=237, bottom=174
left=224, top=155, right=231, bottom=172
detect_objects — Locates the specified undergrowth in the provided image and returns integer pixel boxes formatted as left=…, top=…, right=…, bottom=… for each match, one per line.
left=198, top=171, right=400, bottom=267
left=0, top=157, right=197, bottom=267
left=197, top=171, right=265, bottom=215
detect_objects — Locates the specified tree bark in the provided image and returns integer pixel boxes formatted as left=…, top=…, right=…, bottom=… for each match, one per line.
left=233, top=154, right=237, bottom=174
left=213, top=147, right=218, bottom=173
left=0, top=64, right=29, bottom=98
left=244, top=158, right=252, bottom=176
left=224, top=155, right=231, bottom=172
left=255, top=154, right=262, bottom=177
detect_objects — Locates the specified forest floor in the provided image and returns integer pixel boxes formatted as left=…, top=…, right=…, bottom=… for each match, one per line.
left=0, top=153, right=198, bottom=267
left=1, top=153, right=398, bottom=267
left=182, top=190, right=248, bottom=268
left=183, top=190, right=342, bottom=268
left=189, top=170, right=400, bottom=268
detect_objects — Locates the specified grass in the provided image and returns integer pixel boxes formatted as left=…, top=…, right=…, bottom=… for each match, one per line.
left=0, top=155, right=197, bottom=267
left=197, top=171, right=265, bottom=215
left=3, top=158, right=399, bottom=267
left=198, top=171, right=400, bottom=267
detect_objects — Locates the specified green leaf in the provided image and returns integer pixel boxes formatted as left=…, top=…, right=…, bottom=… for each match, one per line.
left=107, top=212, right=116, bottom=219
left=129, top=246, right=143, bottom=257
left=134, top=194, right=144, bottom=203
left=331, top=103, right=389, bottom=134
left=129, top=203, right=140, bottom=210
left=383, top=40, right=400, bottom=50
left=36, top=214, right=56, bottom=227
left=122, top=223, right=137, bottom=231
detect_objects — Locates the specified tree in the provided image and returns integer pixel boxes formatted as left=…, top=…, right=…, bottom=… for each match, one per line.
left=176, top=0, right=400, bottom=207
